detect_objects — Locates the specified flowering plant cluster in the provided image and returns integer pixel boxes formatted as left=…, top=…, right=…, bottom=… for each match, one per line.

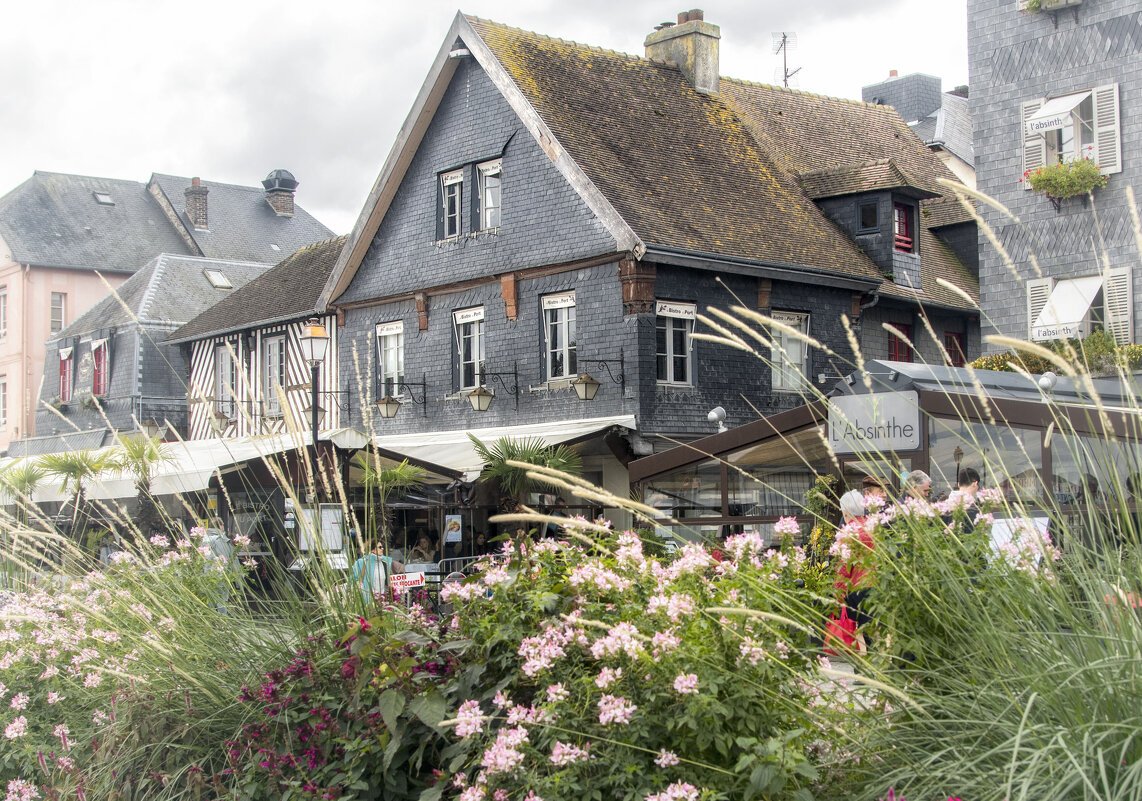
left=856, top=489, right=1060, bottom=669
left=221, top=599, right=465, bottom=801
left=0, top=528, right=251, bottom=799
left=1021, top=152, right=1107, bottom=209
left=434, top=519, right=840, bottom=800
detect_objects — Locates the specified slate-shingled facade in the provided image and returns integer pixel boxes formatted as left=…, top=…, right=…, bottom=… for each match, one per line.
left=17, top=256, right=273, bottom=456
left=970, top=0, right=1141, bottom=349
left=320, top=12, right=980, bottom=465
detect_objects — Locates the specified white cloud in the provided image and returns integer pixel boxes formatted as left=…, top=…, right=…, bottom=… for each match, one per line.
left=0, top=0, right=968, bottom=234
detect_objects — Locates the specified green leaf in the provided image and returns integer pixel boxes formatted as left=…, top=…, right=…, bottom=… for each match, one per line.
left=378, top=689, right=405, bottom=731
left=409, top=688, right=448, bottom=728
left=750, top=764, right=777, bottom=795
left=418, top=785, right=444, bottom=801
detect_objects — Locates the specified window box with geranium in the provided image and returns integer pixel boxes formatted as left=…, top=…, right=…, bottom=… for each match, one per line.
left=1021, top=0, right=1083, bottom=13
left=1022, top=154, right=1107, bottom=211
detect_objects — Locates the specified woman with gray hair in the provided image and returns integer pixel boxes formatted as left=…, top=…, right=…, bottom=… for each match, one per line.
left=825, top=487, right=874, bottom=654
left=839, top=489, right=866, bottom=522
left=900, top=470, right=932, bottom=502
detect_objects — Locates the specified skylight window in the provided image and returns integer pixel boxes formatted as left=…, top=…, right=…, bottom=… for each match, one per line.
left=93, top=191, right=114, bottom=206
left=270, top=244, right=281, bottom=252
left=203, top=269, right=232, bottom=289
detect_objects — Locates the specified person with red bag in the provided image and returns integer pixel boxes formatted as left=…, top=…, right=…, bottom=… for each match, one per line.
left=824, top=488, right=877, bottom=654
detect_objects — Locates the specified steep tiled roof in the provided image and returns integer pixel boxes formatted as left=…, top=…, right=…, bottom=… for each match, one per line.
left=0, top=172, right=192, bottom=272
left=148, top=174, right=335, bottom=264
left=467, top=17, right=884, bottom=283
left=924, top=196, right=977, bottom=229
left=719, top=79, right=957, bottom=191
left=170, top=235, right=347, bottom=343
left=466, top=17, right=977, bottom=309
left=56, top=254, right=271, bottom=338
left=799, top=159, right=940, bottom=200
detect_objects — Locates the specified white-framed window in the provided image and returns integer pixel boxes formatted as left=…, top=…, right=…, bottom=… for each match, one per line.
left=770, top=311, right=811, bottom=391
left=656, top=301, right=695, bottom=385
left=542, top=292, right=577, bottom=379
left=453, top=307, right=485, bottom=390
left=58, top=347, right=73, bottom=402
left=215, top=344, right=238, bottom=419
left=1023, top=84, right=1121, bottom=179
left=1027, top=266, right=1133, bottom=345
left=478, top=159, right=502, bottom=230
left=92, top=339, right=109, bottom=397
left=0, top=286, right=7, bottom=339
left=0, top=375, right=7, bottom=429
left=50, top=292, right=67, bottom=335
left=376, top=321, right=405, bottom=396
left=440, top=169, right=464, bottom=239
left=263, top=335, right=286, bottom=416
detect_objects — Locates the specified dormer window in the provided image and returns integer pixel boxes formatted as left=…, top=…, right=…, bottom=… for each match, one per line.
left=893, top=203, right=914, bottom=253
left=858, top=201, right=879, bottom=233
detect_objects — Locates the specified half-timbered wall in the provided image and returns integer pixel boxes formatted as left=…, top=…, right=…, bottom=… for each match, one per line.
left=185, top=315, right=339, bottom=440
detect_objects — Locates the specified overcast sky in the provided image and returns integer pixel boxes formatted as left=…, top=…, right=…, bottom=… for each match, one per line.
left=2, top=1, right=969, bottom=234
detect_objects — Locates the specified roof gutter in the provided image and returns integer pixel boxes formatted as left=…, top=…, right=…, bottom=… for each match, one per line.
left=642, top=244, right=882, bottom=292
left=164, top=310, right=325, bottom=346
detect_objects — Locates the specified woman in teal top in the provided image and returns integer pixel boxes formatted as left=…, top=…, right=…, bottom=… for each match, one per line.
left=351, top=542, right=403, bottom=600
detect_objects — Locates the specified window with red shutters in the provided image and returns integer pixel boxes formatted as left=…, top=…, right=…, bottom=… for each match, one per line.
left=59, top=352, right=73, bottom=401
left=944, top=332, right=966, bottom=368
left=93, top=341, right=109, bottom=396
left=888, top=324, right=913, bottom=363
left=893, top=203, right=914, bottom=253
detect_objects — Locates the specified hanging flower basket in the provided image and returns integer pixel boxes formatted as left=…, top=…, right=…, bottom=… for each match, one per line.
left=1021, top=154, right=1107, bottom=212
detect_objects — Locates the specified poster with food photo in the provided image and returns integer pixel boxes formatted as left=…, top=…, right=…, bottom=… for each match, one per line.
left=444, top=514, right=463, bottom=543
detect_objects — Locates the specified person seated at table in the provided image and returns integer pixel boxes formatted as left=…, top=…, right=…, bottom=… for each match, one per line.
left=406, top=532, right=437, bottom=564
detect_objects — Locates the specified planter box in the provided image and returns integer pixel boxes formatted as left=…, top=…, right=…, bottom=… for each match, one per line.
left=1042, top=0, right=1082, bottom=10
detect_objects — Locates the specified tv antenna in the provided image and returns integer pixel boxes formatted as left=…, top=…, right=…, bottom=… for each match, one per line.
left=772, top=32, right=801, bottom=89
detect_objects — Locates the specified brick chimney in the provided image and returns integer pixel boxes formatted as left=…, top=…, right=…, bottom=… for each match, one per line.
left=184, top=177, right=209, bottom=230
left=645, top=9, right=720, bottom=95
left=262, top=169, right=299, bottom=217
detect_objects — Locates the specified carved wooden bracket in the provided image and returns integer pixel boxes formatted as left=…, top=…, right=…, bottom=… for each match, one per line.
left=619, top=258, right=656, bottom=315
left=757, top=278, right=772, bottom=310
left=501, top=273, right=519, bottom=320
left=415, top=292, right=429, bottom=331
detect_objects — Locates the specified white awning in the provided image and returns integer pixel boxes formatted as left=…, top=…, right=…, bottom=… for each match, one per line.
left=1026, top=91, right=1091, bottom=134
left=373, top=415, right=637, bottom=481
left=3, top=428, right=369, bottom=504
left=1032, top=275, right=1103, bottom=341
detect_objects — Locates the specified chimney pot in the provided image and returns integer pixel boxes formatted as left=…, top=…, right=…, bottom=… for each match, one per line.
left=645, top=10, right=720, bottom=95
left=262, top=169, right=298, bottom=217
left=889, top=69, right=898, bottom=78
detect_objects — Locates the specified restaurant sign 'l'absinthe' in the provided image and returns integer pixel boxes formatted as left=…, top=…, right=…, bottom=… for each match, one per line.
left=828, top=391, right=921, bottom=454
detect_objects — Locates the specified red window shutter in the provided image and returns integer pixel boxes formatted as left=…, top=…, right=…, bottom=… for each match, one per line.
left=93, top=343, right=108, bottom=396
left=889, top=324, right=913, bottom=363
left=944, top=332, right=965, bottom=367
left=894, top=204, right=913, bottom=253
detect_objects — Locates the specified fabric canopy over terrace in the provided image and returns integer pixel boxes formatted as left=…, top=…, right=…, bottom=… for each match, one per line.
left=371, top=415, right=638, bottom=482
left=0, top=429, right=369, bottom=505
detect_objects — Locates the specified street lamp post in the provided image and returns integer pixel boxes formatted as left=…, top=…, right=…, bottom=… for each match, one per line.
left=298, top=318, right=330, bottom=452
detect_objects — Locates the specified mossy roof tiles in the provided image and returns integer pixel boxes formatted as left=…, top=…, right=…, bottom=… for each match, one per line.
left=466, top=17, right=978, bottom=310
